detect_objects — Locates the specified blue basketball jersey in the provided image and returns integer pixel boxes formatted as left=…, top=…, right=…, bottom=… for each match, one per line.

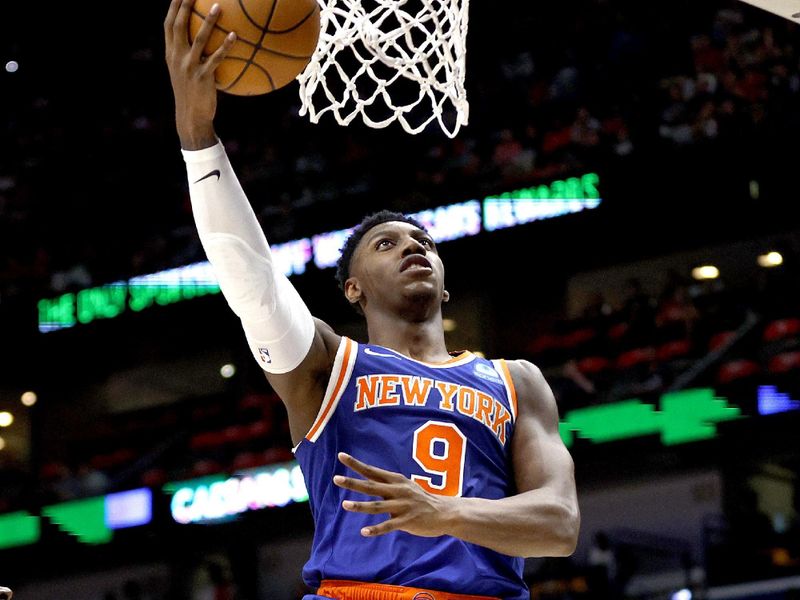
left=294, top=337, right=528, bottom=599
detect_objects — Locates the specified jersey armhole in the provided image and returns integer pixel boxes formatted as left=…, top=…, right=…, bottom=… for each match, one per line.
left=299, top=336, right=357, bottom=445
left=493, top=358, right=519, bottom=422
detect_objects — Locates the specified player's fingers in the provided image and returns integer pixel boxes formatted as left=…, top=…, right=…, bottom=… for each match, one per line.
left=190, top=2, right=222, bottom=63
left=164, top=0, right=183, bottom=41
left=205, top=31, right=237, bottom=70
left=172, top=0, right=197, bottom=50
left=342, top=498, right=401, bottom=515
left=333, top=474, right=393, bottom=497
left=360, top=518, right=399, bottom=537
left=338, top=452, right=403, bottom=483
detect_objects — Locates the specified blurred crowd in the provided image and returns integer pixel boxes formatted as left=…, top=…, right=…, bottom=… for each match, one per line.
left=2, top=1, right=800, bottom=306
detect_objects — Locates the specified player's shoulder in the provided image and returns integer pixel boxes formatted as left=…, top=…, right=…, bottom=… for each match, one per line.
left=501, top=358, right=558, bottom=414
left=501, top=358, right=545, bottom=385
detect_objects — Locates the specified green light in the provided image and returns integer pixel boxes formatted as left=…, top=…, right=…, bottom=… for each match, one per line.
left=560, top=388, right=743, bottom=447
left=42, top=496, right=112, bottom=544
left=38, top=293, right=76, bottom=332
left=565, top=400, right=662, bottom=444
left=77, top=285, right=127, bottom=324
left=128, top=283, right=220, bottom=312
left=660, top=388, right=741, bottom=445
left=0, top=511, right=41, bottom=550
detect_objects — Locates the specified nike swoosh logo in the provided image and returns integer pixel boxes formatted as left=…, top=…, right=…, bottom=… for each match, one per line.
left=194, top=169, right=221, bottom=184
left=364, top=348, right=403, bottom=359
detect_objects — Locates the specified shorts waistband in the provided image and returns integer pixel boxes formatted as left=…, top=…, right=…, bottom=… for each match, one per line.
left=316, top=579, right=500, bottom=600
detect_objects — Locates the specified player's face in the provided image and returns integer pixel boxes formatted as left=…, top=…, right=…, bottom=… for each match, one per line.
left=346, top=221, right=446, bottom=312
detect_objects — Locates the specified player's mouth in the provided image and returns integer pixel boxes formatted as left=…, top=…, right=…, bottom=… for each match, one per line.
left=400, top=255, right=432, bottom=272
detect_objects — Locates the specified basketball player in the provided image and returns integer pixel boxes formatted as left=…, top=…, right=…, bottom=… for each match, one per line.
left=165, top=0, right=579, bottom=598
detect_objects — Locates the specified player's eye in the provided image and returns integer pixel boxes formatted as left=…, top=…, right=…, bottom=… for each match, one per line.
left=376, top=238, right=394, bottom=250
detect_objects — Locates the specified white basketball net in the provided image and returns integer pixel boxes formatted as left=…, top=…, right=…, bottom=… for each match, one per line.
left=297, top=0, right=470, bottom=138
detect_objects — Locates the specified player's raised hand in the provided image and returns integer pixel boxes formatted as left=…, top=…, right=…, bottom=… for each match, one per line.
left=334, top=452, right=455, bottom=538
left=164, top=0, right=236, bottom=149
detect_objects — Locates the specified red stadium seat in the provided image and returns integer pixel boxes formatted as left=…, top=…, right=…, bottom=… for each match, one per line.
left=189, top=430, right=227, bottom=451
left=656, top=339, right=693, bottom=362
left=246, top=420, right=270, bottom=440
left=576, top=356, right=613, bottom=376
left=141, top=468, right=168, bottom=487
left=191, top=459, right=224, bottom=477
left=607, top=322, right=629, bottom=341
left=615, top=346, right=656, bottom=370
left=767, top=351, right=800, bottom=374
left=526, top=333, right=560, bottom=356
left=763, top=317, right=800, bottom=342
left=559, top=327, right=598, bottom=350
left=222, top=424, right=250, bottom=445
left=716, top=358, right=761, bottom=385
left=708, top=331, right=736, bottom=352
left=231, top=451, right=267, bottom=470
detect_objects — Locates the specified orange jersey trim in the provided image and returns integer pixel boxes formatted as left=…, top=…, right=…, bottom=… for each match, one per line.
left=495, top=359, right=518, bottom=421
left=317, top=579, right=500, bottom=600
left=305, top=337, right=356, bottom=442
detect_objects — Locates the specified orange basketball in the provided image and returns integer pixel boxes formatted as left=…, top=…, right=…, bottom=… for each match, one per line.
left=189, top=0, right=321, bottom=96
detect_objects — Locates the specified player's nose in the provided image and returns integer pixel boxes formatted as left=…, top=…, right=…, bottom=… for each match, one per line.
left=400, top=236, right=427, bottom=256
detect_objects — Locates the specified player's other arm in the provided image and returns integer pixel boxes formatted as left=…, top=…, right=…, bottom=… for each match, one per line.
left=448, top=360, right=580, bottom=557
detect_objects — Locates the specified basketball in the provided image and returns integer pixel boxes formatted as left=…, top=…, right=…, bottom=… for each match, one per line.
left=189, top=0, right=321, bottom=96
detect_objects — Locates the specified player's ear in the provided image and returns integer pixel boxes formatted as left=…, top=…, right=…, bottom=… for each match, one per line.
left=442, top=289, right=450, bottom=303
left=345, top=278, right=362, bottom=305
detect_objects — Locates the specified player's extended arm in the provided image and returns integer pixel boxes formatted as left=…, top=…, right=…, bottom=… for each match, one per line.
left=164, top=0, right=318, bottom=375
left=335, top=360, right=579, bottom=557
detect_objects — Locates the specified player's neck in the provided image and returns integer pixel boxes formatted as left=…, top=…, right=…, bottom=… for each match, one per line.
left=365, top=313, right=450, bottom=363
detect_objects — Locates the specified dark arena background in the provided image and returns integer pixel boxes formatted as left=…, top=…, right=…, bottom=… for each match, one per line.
left=2, top=0, right=800, bottom=598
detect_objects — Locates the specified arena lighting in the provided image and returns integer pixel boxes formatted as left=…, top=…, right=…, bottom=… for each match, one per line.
left=691, top=265, right=719, bottom=280
left=442, top=318, right=457, bottom=332
left=758, top=251, right=783, bottom=267
left=4, top=60, right=18, bottom=73
left=0, top=436, right=5, bottom=451
left=0, top=412, right=13, bottom=427
left=220, top=364, right=236, bottom=378
left=749, top=179, right=760, bottom=200
left=37, top=174, right=602, bottom=333
left=20, top=391, right=37, bottom=407
left=671, top=589, right=692, bottom=600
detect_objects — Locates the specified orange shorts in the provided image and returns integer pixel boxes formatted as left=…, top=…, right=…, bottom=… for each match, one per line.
left=316, top=579, right=500, bottom=600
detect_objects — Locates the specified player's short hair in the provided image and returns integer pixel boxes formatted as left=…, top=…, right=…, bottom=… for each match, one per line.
left=335, top=210, right=428, bottom=292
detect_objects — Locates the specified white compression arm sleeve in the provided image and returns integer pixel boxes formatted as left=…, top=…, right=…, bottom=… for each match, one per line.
left=181, top=141, right=315, bottom=374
